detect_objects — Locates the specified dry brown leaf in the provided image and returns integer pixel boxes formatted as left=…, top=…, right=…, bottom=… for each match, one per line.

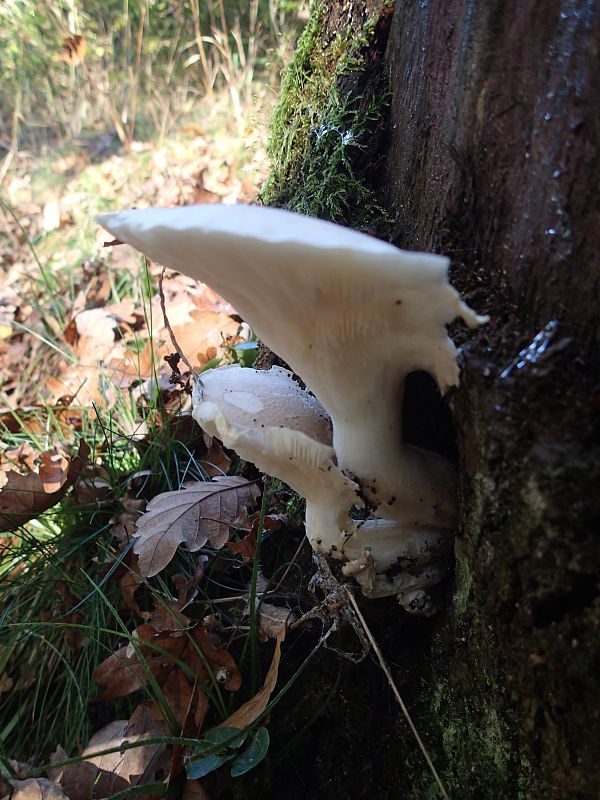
left=227, top=513, right=287, bottom=563
left=163, top=309, right=238, bottom=369
left=192, top=625, right=241, bottom=692
left=92, top=622, right=188, bottom=700
left=59, top=34, right=86, bottom=66
left=0, top=440, right=89, bottom=532
left=218, top=626, right=285, bottom=729
left=92, top=643, right=150, bottom=700
left=72, top=309, right=118, bottom=363
left=93, top=619, right=240, bottom=736
left=0, top=400, right=82, bottom=438
left=105, top=339, right=157, bottom=387
left=60, top=760, right=129, bottom=800
left=196, top=436, right=232, bottom=479
left=226, top=530, right=257, bottom=563
left=148, top=600, right=191, bottom=632
left=62, top=319, right=78, bottom=346
left=160, top=668, right=196, bottom=730
left=119, top=568, right=146, bottom=618
left=71, top=265, right=112, bottom=314
left=38, top=450, right=70, bottom=493
left=134, top=476, right=260, bottom=577
left=9, top=778, right=68, bottom=800
left=255, top=602, right=296, bottom=642
left=109, top=497, right=146, bottom=546
left=3, top=443, right=39, bottom=473
left=78, top=705, right=167, bottom=787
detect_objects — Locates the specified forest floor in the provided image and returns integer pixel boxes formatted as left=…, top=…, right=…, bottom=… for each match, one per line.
left=0, top=90, right=314, bottom=799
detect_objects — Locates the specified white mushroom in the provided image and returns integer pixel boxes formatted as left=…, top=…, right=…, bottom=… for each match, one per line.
left=193, top=364, right=451, bottom=611
left=192, top=364, right=359, bottom=555
left=96, top=204, right=487, bottom=527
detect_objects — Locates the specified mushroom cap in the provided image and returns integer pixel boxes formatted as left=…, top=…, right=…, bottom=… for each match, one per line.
left=97, top=204, right=484, bottom=518
left=192, top=365, right=359, bottom=550
left=96, top=204, right=485, bottom=398
left=193, top=363, right=332, bottom=444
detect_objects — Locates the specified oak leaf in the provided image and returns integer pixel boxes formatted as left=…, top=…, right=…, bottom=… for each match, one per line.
left=93, top=620, right=240, bottom=735
left=0, top=440, right=89, bottom=532
left=134, top=476, right=260, bottom=577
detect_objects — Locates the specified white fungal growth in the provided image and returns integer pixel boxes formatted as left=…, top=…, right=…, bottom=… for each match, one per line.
left=97, top=204, right=487, bottom=611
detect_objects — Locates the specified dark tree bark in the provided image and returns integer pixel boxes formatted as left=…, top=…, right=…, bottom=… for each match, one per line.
left=255, top=2, right=600, bottom=798
left=382, top=3, right=599, bottom=798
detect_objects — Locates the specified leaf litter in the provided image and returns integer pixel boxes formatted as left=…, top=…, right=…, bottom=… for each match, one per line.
left=0, top=97, right=307, bottom=800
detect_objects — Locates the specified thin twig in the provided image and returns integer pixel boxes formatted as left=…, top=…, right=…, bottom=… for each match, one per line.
left=271, top=536, right=308, bottom=593
left=158, top=266, right=197, bottom=376
left=344, top=586, right=450, bottom=800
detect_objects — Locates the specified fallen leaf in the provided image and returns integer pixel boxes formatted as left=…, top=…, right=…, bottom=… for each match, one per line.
left=226, top=530, right=257, bottom=563
left=106, top=339, right=158, bottom=387
left=72, top=308, right=118, bottom=363
left=218, top=626, right=285, bottom=729
left=109, top=497, right=146, bottom=546
left=62, top=319, right=79, bottom=346
left=38, top=450, right=70, bottom=493
left=60, top=760, right=129, bottom=800
left=92, top=642, right=153, bottom=700
left=119, top=566, right=146, bottom=618
left=9, top=777, right=68, bottom=799
left=59, top=34, right=86, bottom=66
left=255, top=602, right=296, bottom=642
left=0, top=402, right=83, bottom=438
left=160, top=668, right=196, bottom=730
left=148, top=600, right=191, bottom=633
left=80, top=705, right=167, bottom=786
left=227, top=513, right=287, bottom=563
left=3, top=443, right=39, bottom=472
left=192, top=625, right=241, bottom=692
left=134, top=476, right=260, bottom=577
left=0, top=440, right=89, bottom=532
left=93, top=620, right=240, bottom=735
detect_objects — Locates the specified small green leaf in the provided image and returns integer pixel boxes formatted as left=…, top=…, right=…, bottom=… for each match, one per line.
left=189, top=727, right=247, bottom=756
left=204, top=726, right=248, bottom=749
left=231, top=341, right=258, bottom=367
left=199, top=356, right=222, bottom=374
left=186, top=728, right=250, bottom=779
left=186, top=751, right=232, bottom=779
left=230, top=727, right=270, bottom=777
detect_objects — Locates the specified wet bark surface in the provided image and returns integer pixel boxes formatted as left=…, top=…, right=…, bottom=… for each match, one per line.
left=252, top=2, right=600, bottom=798
left=383, top=2, right=600, bottom=797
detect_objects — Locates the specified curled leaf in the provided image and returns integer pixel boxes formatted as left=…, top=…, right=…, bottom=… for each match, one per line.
left=218, top=626, right=285, bottom=729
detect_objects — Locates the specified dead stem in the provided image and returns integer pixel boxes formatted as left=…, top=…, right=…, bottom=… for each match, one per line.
left=158, top=266, right=197, bottom=377
left=344, top=586, right=450, bottom=800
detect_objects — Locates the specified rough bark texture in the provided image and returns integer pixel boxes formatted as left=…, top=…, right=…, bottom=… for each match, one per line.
left=254, top=2, right=600, bottom=798
left=384, top=3, right=599, bottom=798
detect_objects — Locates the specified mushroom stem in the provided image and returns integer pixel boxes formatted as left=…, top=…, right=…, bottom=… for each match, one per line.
left=330, top=390, right=457, bottom=526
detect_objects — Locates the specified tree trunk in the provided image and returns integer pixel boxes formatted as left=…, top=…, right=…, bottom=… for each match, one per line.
left=258, top=2, right=600, bottom=797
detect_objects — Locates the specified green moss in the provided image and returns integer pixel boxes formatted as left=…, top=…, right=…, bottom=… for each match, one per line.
left=262, top=2, right=389, bottom=230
